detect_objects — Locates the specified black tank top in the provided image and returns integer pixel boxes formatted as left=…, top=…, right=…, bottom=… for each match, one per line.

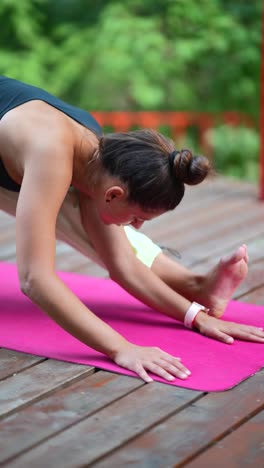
left=0, top=76, right=103, bottom=192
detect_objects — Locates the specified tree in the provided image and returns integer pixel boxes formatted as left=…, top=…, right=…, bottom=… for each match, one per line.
left=0, top=0, right=261, bottom=117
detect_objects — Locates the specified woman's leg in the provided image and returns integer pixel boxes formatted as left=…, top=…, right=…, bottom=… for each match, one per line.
left=151, top=252, right=204, bottom=301
left=151, top=245, right=248, bottom=315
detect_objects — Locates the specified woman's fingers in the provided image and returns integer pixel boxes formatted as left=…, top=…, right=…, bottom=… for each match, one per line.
left=228, top=325, right=264, bottom=342
left=133, top=363, right=153, bottom=383
left=220, top=323, right=264, bottom=342
left=198, top=315, right=264, bottom=344
left=204, top=327, right=234, bottom=344
left=159, top=356, right=191, bottom=375
left=114, top=344, right=191, bottom=383
left=143, top=364, right=176, bottom=382
left=141, top=351, right=191, bottom=382
left=148, top=358, right=191, bottom=381
left=138, top=362, right=187, bottom=383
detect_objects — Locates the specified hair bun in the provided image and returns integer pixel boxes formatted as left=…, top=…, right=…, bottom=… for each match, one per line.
left=172, top=148, right=211, bottom=186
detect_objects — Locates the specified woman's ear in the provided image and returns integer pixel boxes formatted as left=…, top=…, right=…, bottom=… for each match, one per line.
left=104, top=186, right=126, bottom=203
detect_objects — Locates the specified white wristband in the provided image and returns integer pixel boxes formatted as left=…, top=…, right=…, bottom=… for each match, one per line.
left=184, top=302, right=209, bottom=329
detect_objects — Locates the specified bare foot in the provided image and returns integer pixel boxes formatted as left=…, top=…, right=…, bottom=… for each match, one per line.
left=199, top=244, right=249, bottom=318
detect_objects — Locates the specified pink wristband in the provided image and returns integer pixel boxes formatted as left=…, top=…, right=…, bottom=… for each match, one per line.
left=184, top=302, right=209, bottom=329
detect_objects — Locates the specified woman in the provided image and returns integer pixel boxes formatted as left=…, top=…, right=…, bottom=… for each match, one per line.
left=0, top=76, right=263, bottom=384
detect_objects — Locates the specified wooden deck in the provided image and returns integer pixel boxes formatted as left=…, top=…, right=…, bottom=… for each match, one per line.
left=0, top=177, right=264, bottom=467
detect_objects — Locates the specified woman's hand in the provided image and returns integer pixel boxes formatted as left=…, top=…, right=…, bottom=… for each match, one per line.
left=194, top=312, right=264, bottom=344
left=111, top=342, right=191, bottom=383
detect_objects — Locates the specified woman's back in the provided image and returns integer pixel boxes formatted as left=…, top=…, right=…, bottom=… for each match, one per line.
left=0, top=76, right=101, bottom=191
left=0, top=76, right=102, bottom=135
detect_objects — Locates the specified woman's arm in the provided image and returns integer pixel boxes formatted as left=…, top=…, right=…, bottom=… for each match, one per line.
left=14, top=136, right=191, bottom=383
left=15, top=138, right=129, bottom=358
left=79, top=195, right=191, bottom=318
left=79, top=195, right=264, bottom=345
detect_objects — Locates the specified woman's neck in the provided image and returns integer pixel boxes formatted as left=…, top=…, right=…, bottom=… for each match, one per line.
left=72, top=127, right=100, bottom=194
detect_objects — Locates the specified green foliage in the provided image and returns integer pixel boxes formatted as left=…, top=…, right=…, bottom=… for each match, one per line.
left=0, top=0, right=261, bottom=115
left=0, top=0, right=262, bottom=180
left=206, top=125, right=260, bottom=181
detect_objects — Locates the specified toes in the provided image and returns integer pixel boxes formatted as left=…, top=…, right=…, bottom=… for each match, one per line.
left=242, top=244, right=249, bottom=263
left=221, top=246, right=245, bottom=266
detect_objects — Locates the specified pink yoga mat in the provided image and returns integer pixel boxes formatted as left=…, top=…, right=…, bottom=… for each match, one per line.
left=0, top=262, right=263, bottom=391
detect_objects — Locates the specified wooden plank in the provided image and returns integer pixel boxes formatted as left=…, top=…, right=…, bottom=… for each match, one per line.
left=181, top=219, right=264, bottom=267
left=145, top=206, right=264, bottom=268
left=189, top=235, right=264, bottom=271
left=0, top=371, right=143, bottom=465
left=5, top=384, right=202, bottom=467
left=0, top=212, right=16, bottom=229
left=234, top=259, right=264, bottom=299
left=0, top=242, right=16, bottom=262
left=55, top=242, right=90, bottom=272
left=162, top=204, right=264, bottom=251
left=0, top=177, right=262, bottom=467
left=77, top=261, right=107, bottom=277
left=0, top=359, right=95, bottom=419
left=0, top=228, right=16, bottom=243
left=0, top=349, right=45, bottom=380
left=91, top=370, right=264, bottom=467
left=145, top=195, right=259, bottom=243
left=55, top=242, right=107, bottom=276
left=239, top=286, right=264, bottom=305
left=142, top=184, right=259, bottom=243
left=187, top=409, right=264, bottom=468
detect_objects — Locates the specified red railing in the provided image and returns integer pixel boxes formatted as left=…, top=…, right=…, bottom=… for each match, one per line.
left=92, top=110, right=253, bottom=162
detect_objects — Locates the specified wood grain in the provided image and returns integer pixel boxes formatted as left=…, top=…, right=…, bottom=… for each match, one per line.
left=5, top=384, right=201, bottom=467
left=187, top=409, right=264, bottom=468
left=0, top=359, right=95, bottom=419
left=0, top=176, right=263, bottom=467
left=0, top=371, right=143, bottom=465
left=91, top=370, right=264, bottom=467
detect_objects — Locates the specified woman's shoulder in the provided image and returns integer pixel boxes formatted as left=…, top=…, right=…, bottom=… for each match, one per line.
left=1, top=101, right=75, bottom=151
left=0, top=104, right=76, bottom=186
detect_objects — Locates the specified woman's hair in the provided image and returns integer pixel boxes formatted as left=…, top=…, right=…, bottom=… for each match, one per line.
left=99, top=129, right=211, bottom=211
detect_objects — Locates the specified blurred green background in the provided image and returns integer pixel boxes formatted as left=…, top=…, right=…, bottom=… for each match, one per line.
left=0, top=0, right=261, bottom=181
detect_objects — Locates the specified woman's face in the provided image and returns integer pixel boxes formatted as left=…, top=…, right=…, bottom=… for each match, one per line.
left=95, top=182, right=165, bottom=229
left=97, top=190, right=162, bottom=229
left=99, top=200, right=163, bottom=229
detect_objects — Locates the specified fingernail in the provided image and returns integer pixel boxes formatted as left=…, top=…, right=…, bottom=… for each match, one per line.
left=146, top=378, right=153, bottom=383
left=168, top=375, right=175, bottom=381
left=185, top=370, right=191, bottom=375
left=258, top=328, right=263, bottom=331
left=179, top=373, right=188, bottom=379
left=227, top=337, right=234, bottom=344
